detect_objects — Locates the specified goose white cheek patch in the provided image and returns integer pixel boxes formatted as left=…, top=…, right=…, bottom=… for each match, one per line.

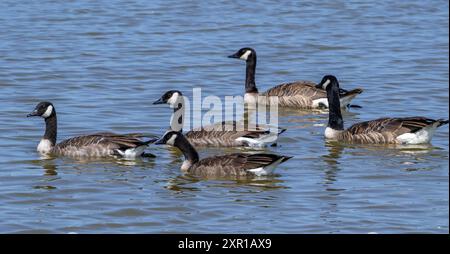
left=167, top=93, right=179, bottom=106
left=322, top=79, right=331, bottom=89
left=166, top=134, right=177, bottom=146
left=240, top=50, right=252, bottom=60
left=42, top=105, right=53, bottom=118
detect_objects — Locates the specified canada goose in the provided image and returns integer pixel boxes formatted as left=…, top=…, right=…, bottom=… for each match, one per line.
left=318, top=75, right=449, bottom=144
left=153, top=90, right=286, bottom=147
left=154, top=131, right=292, bottom=177
left=228, top=47, right=363, bottom=109
left=27, top=101, right=156, bottom=158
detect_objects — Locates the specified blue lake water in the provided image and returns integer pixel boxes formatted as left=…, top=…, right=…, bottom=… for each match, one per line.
left=0, top=0, right=448, bottom=233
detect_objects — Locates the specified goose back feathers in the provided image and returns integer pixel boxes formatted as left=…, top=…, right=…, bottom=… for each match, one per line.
left=262, top=81, right=363, bottom=109
left=186, top=153, right=291, bottom=178
left=54, top=132, right=154, bottom=157
left=186, top=120, right=286, bottom=147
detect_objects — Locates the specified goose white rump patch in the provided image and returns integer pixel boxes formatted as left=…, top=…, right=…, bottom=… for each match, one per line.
left=116, top=145, right=147, bottom=158
left=396, top=126, right=436, bottom=144
left=312, top=96, right=357, bottom=108
left=235, top=131, right=279, bottom=148
left=312, top=98, right=328, bottom=108
left=247, top=158, right=284, bottom=176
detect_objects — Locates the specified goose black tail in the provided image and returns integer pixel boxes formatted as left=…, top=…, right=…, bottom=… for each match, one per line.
left=280, top=156, right=293, bottom=163
left=278, top=127, right=287, bottom=135
left=341, top=88, right=364, bottom=97
left=142, top=138, right=158, bottom=145
left=437, top=119, right=449, bottom=127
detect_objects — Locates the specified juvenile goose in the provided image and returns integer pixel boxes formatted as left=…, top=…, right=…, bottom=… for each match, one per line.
left=155, top=131, right=292, bottom=177
left=28, top=101, right=156, bottom=158
left=318, top=75, right=449, bottom=144
left=228, top=47, right=363, bottom=109
left=153, top=90, right=286, bottom=147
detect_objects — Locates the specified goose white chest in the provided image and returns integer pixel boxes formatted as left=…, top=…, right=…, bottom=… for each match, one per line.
left=244, top=93, right=259, bottom=104
left=181, top=160, right=193, bottom=172
left=37, top=139, right=53, bottom=153
left=324, top=127, right=342, bottom=139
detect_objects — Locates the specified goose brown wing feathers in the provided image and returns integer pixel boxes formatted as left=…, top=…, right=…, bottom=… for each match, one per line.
left=346, top=117, right=441, bottom=136
left=262, top=81, right=325, bottom=100
left=56, top=133, right=152, bottom=151
left=185, top=121, right=283, bottom=147
left=189, top=153, right=291, bottom=177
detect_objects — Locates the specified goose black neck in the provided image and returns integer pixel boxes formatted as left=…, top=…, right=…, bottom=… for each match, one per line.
left=245, top=55, right=258, bottom=94
left=326, top=81, right=344, bottom=130
left=171, top=99, right=184, bottom=132
left=44, top=113, right=57, bottom=145
left=175, top=135, right=199, bottom=164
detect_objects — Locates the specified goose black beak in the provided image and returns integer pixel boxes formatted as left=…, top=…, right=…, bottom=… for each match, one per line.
left=145, top=138, right=159, bottom=145
left=152, top=98, right=165, bottom=105
left=315, top=84, right=323, bottom=89
left=154, top=138, right=165, bottom=145
left=227, top=52, right=239, bottom=58
left=27, top=110, right=39, bottom=117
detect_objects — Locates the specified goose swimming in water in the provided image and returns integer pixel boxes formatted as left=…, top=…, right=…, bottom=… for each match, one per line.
left=154, top=130, right=292, bottom=177
left=317, top=75, right=449, bottom=144
left=228, top=47, right=363, bottom=109
left=153, top=90, right=286, bottom=147
left=27, top=101, right=156, bottom=158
